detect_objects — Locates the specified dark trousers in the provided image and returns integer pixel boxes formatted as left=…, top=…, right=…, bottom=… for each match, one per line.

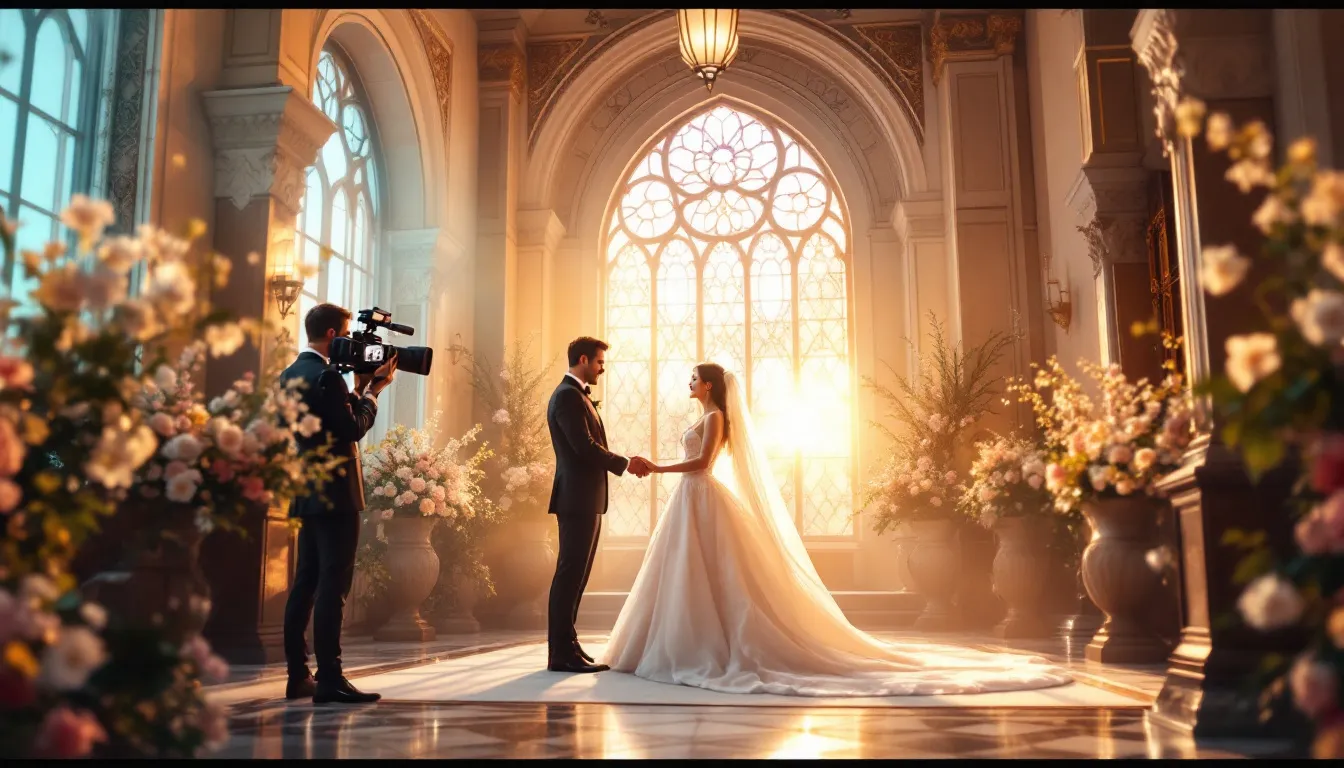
left=283, top=511, right=361, bottom=682
left=547, top=513, right=602, bottom=658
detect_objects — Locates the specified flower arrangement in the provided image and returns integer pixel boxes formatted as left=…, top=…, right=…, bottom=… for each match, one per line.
left=457, top=339, right=556, bottom=521
left=362, top=416, right=492, bottom=522
left=861, top=313, right=1018, bottom=533
left=129, top=341, right=341, bottom=537
left=960, top=435, right=1053, bottom=530
left=1167, top=99, right=1344, bottom=756
left=0, top=190, right=275, bottom=757
left=1007, top=355, right=1194, bottom=514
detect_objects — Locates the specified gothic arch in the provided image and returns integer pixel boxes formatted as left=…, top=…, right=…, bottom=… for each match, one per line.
left=309, top=9, right=446, bottom=231
left=525, top=9, right=929, bottom=233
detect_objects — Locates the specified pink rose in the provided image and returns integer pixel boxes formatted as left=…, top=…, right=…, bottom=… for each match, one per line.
left=0, top=478, right=20, bottom=514
left=148, top=412, right=176, bottom=438
left=0, top=356, right=34, bottom=391
left=1313, top=434, right=1344, bottom=495
left=1291, top=655, right=1339, bottom=719
left=240, top=476, right=266, bottom=502
left=163, top=460, right=189, bottom=479
left=211, top=459, right=235, bottom=483
left=34, top=706, right=107, bottom=759
left=0, top=418, right=25, bottom=477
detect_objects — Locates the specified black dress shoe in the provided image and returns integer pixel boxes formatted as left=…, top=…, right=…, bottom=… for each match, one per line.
left=547, top=658, right=609, bottom=674
left=312, top=677, right=382, bottom=704
left=574, top=643, right=595, bottom=664
left=286, top=674, right=316, bottom=700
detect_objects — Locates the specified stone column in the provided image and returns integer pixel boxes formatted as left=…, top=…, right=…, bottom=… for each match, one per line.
left=1133, top=8, right=1301, bottom=738
left=928, top=10, right=1032, bottom=439
left=473, top=15, right=527, bottom=427
left=515, top=209, right=566, bottom=369
left=197, top=73, right=336, bottom=662
left=382, top=228, right=454, bottom=434
left=1066, top=10, right=1168, bottom=382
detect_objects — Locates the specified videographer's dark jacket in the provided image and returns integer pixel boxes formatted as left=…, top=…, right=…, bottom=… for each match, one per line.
left=282, top=350, right=378, bottom=518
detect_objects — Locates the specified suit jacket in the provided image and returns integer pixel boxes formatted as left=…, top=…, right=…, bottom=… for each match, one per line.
left=281, top=350, right=379, bottom=519
left=546, top=375, right=629, bottom=518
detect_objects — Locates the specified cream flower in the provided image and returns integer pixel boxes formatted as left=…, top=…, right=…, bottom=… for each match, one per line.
left=1290, top=289, right=1344, bottom=347
left=1302, top=171, right=1344, bottom=228
left=205, top=322, right=246, bottom=358
left=418, top=498, right=435, bottom=515
left=1224, top=333, right=1281, bottom=393
left=40, top=626, right=108, bottom=691
left=1289, top=655, right=1338, bottom=719
left=165, top=468, right=203, bottom=503
left=1205, top=112, right=1233, bottom=150
left=1174, top=97, right=1206, bottom=138
left=1225, top=159, right=1275, bottom=193
left=1251, top=194, right=1298, bottom=234
left=296, top=414, right=322, bottom=438
left=59, top=194, right=116, bottom=252
left=1323, top=242, right=1344, bottom=285
left=1237, top=573, right=1305, bottom=631
left=1199, top=244, right=1251, bottom=297
left=492, top=409, right=511, bottom=426
left=86, top=424, right=157, bottom=489
left=31, top=264, right=85, bottom=313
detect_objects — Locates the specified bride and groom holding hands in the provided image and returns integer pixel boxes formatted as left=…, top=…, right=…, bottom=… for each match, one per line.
left=546, top=336, right=1075, bottom=697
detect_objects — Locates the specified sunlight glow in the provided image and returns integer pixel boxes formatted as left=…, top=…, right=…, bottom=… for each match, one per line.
left=603, top=105, right=854, bottom=538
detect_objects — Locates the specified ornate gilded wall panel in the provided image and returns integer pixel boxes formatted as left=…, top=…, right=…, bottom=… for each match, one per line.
left=408, top=9, right=453, bottom=143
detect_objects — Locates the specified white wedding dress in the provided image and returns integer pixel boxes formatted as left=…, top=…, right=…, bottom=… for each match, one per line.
left=599, top=373, right=1073, bottom=697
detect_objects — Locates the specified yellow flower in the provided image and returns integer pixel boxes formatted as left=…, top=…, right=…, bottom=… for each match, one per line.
left=1289, top=137, right=1318, bottom=166
left=1174, top=97, right=1206, bottom=139
left=4, top=640, right=39, bottom=679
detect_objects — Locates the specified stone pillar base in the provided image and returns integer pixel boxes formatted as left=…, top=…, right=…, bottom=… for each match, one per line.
left=374, top=615, right=437, bottom=643
left=1085, top=624, right=1171, bottom=664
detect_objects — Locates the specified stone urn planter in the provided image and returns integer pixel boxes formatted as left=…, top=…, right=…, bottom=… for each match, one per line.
left=435, top=570, right=485, bottom=635
left=991, top=515, right=1054, bottom=639
left=482, top=516, right=556, bottom=630
left=374, top=516, right=440, bottom=642
left=1080, top=497, right=1173, bottom=663
left=906, top=518, right=962, bottom=631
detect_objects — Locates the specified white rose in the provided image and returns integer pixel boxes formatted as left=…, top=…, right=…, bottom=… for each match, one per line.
left=1199, top=244, right=1251, bottom=297
left=40, top=626, right=107, bottom=691
left=1302, top=170, right=1344, bottom=227
left=154, top=365, right=178, bottom=392
left=215, top=424, right=244, bottom=456
left=493, top=409, right=511, bottom=426
left=1237, top=573, right=1305, bottom=631
left=165, top=469, right=203, bottom=503
left=162, top=433, right=205, bottom=463
left=1224, top=333, right=1281, bottom=393
left=1290, top=289, right=1344, bottom=347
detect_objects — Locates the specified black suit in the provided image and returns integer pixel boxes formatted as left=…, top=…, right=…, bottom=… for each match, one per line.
left=545, top=375, right=628, bottom=659
left=280, top=350, right=379, bottom=682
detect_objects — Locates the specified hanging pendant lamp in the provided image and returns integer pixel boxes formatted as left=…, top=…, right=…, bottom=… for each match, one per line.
left=677, top=9, right=740, bottom=92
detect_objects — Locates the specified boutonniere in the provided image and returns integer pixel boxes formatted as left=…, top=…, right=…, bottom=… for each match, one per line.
left=591, top=399, right=602, bottom=411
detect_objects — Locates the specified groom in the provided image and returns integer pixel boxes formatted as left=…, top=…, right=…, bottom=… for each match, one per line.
left=545, top=336, right=651, bottom=673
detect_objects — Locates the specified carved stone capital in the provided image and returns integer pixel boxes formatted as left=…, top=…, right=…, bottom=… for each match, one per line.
left=1132, top=9, right=1274, bottom=156
left=891, top=198, right=945, bottom=242
left=926, top=11, right=1023, bottom=86
left=201, top=86, right=337, bottom=214
left=479, top=43, right=525, bottom=100
left=1067, top=165, right=1150, bottom=274
left=517, top=208, right=567, bottom=254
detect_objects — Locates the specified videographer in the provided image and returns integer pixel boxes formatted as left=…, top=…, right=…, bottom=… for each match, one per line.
left=280, top=303, right=397, bottom=704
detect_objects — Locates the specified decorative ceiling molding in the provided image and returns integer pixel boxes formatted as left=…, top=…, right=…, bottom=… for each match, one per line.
left=479, top=42, right=525, bottom=99
left=526, top=9, right=930, bottom=151
left=526, top=10, right=675, bottom=150
left=925, top=10, right=1023, bottom=86
left=527, top=37, right=589, bottom=135
left=408, top=10, right=453, bottom=143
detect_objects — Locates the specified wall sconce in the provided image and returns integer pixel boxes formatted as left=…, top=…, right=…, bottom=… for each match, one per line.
left=269, top=267, right=304, bottom=319
left=447, top=332, right=465, bottom=365
left=1043, top=254, right=1072, bottom=332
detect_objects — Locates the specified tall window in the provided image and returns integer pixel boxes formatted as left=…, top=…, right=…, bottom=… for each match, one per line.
left=604, top=105, right=854, bottom=540
left=296, top=45, right=381, bottom=324
left=1, top=9, right=109, bottom=310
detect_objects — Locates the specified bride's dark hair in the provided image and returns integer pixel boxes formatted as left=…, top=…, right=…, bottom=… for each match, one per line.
left=695, top=362, right=731, bottom=442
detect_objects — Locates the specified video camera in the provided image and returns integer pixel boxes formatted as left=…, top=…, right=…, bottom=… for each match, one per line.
left=329, top=307, right=433, bottom=376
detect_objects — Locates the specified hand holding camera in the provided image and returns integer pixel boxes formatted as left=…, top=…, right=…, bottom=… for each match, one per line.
left=331, top=307, right=432, bottom=386
left=356, top=352, right=399, bottom=396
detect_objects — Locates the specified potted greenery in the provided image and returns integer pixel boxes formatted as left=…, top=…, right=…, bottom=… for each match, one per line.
left=1010, top=354, right=1193, bottom=663
left=962, top=435, right=1064, bottom=638
left=862, top=314, right=1017, bottom=630
left=456, top=339, right=558, bottom=629
left=361, top=417, right=491, bottom=642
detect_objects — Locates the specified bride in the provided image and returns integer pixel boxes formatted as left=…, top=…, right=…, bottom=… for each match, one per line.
left=598, top=362, right=1073, bottom=697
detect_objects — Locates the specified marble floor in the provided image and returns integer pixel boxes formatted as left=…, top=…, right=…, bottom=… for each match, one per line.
left=207, top=629, right=1304, bottom=759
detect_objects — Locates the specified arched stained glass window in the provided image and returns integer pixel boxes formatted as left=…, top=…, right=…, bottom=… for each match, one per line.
left=296, top=44, right=381, bottom=324
left=1, top=9, right=110, bottom=311
left=603, top=105, right=854, bottom=540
